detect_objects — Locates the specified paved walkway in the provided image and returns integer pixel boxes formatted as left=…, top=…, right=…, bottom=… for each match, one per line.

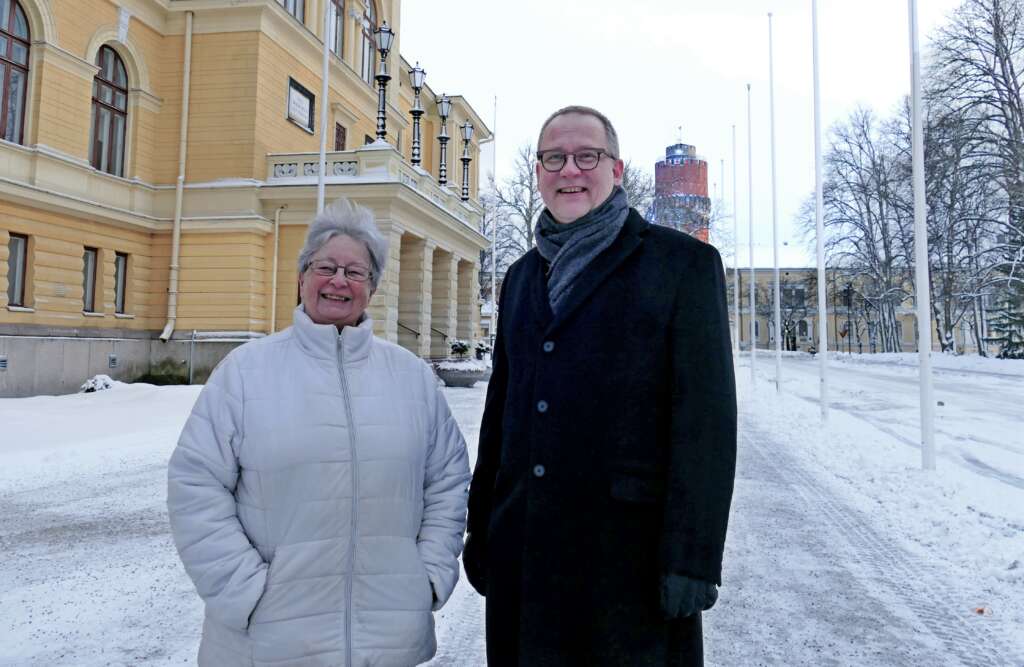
left=704, top=422, right=1021, bottom=666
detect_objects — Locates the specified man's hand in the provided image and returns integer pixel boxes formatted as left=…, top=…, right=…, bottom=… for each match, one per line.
left=660, top=573, right=718, bottom=619
left=463, top=532, right=487, bottom=595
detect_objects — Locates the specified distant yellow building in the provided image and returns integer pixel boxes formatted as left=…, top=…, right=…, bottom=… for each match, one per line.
left=726, top=267, right=993, bottom=355
left=0, top=0, right=491, bottom=396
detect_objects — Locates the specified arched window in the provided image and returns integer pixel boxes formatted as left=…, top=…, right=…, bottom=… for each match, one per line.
left=329, top=0, right=344, bottom=57
left=90, top=45, right=128, bottom=176
left=0, top=0, right=30, bottom=144
left=359, top=0, right=377, bottom=85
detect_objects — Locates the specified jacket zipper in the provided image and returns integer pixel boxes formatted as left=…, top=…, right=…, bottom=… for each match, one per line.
left=337, top=336, right=359, bottom=667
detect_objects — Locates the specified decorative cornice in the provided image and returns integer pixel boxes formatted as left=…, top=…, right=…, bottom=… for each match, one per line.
left=129, top=88, right=164, bottom=114
left=33, top=42, right=100, bottom=79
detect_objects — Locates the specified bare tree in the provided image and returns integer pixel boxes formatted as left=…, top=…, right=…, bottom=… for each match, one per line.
left=621, top=160, right=655, bottom=216
left=799, top=107, right=912, bottom=352
left=930, top=0, right=1024, bottom=354
left=755, top=274, right=813, bottom=351
left=492, top=144, right=544, bottom=263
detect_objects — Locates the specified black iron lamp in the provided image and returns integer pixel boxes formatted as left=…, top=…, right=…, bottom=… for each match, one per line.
left=460, top=121, right=474, bottom=201
left=409, top=62, right=426, bottom=166
left=373, top=21, right=395, bottom=141
left=436, top=94, right=452, bottom=186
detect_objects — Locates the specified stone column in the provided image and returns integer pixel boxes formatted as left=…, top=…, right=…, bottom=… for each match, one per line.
left=457, top=259, right=478, bottom=341
left=430, top=249, right=458, bottom=357
left=398, top=235, right=434, bottom=357
left=368, top=225, right=403, bottom=342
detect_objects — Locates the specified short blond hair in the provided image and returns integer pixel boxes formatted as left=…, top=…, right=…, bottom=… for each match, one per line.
left=536, top=105, right=620, bottom=157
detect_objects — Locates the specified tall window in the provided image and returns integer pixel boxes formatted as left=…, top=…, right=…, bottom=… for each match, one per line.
left=6, top=232, right=26, bottom=306
left=0, top=0, right=29, bottom=144
left=329, top=0, right=344, bottom=57
left=114, top=252, right=128, bottom=314
left=334, top=122, right=346, bottom=151
left=91, top=46, right=128, bottom=176
left=278, top=0, right=304, bottom=23
left=360, top=0, right=377, bottom=85
left=83, top=247, right=98, bottom=312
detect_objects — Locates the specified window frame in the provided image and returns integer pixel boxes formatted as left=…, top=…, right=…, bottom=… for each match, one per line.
left=82, top=246, right=98, bottom=313
left=0, top=0, right=30, bottom=145
left=329, top=0, right=344, bottom=57
left=90, top=45, right=128, bottom=177
left=6, top=232, right=27, bottom=307
left=334, top=122, right=346, bottom=151
left=114, top=251, right=128, bottom=314
left=286, top=77, right=315, bottom=134
left=278, top=0, right=305, bottom=23
left=359, top=0, right=378, bottom=85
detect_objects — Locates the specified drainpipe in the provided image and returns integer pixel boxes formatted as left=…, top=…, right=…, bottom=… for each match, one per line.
left=270, top=204, right=287, bottom=333
left=161, top=11, right=194, bottom=341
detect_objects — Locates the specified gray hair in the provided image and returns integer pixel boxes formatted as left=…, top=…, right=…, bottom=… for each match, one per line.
left=297, top=198, right=388, bottom=290
left=536, top=105, right=620, bottom=158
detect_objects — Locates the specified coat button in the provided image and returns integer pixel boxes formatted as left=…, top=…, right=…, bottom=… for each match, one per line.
left=537, top=400, right=548, bottom=413
left=542, top=341, right=555, bottom=353
left=533, top=464, right=546, bottom=478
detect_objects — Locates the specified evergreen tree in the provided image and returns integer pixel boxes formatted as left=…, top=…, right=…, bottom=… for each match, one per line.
left=984, top=289, right=1024, bottom=358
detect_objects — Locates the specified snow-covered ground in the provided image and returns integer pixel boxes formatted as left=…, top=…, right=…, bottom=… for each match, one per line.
left=0, top=354, right=1021, bottom=665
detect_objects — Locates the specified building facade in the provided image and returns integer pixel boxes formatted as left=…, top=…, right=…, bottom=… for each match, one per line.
left=651, top=141, right=710, bottom=242
left=726, top=267, right=994, bottom=355
left=0, top=0, right=491, bottom=397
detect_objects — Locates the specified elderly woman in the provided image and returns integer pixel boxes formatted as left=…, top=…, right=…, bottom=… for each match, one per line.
left=167, top=198, right=470, bottom=666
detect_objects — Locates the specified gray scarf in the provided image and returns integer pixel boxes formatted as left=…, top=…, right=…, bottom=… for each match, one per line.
left=534, top=186, right=630, bottom=314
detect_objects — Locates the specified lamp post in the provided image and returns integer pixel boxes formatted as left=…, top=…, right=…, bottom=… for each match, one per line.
left=373, top=21, right=395, bottom=142
left=844, top=281, right=853, bottom=355
left=460, top=121, right=474, bottom=201
left=437, top=94, right=452, bottom=186
left=409, top=62, right=426, bottom=166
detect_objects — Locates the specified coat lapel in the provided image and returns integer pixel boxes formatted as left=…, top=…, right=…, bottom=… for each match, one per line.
left=545, top=210, right=648, bottom=335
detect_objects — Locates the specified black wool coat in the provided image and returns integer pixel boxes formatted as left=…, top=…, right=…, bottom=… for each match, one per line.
left=464, top=210, right=737, bottom=667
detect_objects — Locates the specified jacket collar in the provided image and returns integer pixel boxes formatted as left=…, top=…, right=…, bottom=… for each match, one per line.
left=541, top=209, right=648, bottom=334
left=292, top=305, right=374, bottom=364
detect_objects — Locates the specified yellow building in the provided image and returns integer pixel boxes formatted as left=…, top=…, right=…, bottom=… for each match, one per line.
left=725, top=267, right=992, bottom=355
left=0, top=0, right=491, bottom=396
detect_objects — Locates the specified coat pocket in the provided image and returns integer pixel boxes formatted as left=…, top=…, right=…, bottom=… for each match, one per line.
left=609, top=468, right=665, bottom=504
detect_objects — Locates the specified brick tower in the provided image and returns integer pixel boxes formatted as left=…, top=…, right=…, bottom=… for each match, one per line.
left=652, top=142, right=710, bottom=242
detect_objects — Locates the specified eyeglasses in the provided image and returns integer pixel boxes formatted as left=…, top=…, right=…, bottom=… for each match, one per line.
left=536, top=148, right=616, bottom=172
left=306, top=260, right=372, bottom=282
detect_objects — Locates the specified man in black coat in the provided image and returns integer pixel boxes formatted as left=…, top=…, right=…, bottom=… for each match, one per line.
left=464, top=105, right=737, bottom=666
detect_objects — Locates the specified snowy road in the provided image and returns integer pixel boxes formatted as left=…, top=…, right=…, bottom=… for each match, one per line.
left=750, top=354, right=1024, bottom=490
left=707, top=424, right=1019, bottom=665
left=1, top=356, right=1021, bottom=665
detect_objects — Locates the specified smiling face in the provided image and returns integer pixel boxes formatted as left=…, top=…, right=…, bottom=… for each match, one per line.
left=298, top=234, right=374, bottom=329
left=536, top=112, right=624, bottom=224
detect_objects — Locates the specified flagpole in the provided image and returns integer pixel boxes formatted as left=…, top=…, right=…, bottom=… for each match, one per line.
left=317, top=1, right=331, bottom=214
left=732, top=124, right=739, bottom=359
left=812, top=0, right=829, bottom=421
left=747, top=83, right=756, bottom=387
left=491, top=95, right=498, bottom=344
left=768, top=13, right=783, bottom=392
left=909, top=0, right=936, bottom=469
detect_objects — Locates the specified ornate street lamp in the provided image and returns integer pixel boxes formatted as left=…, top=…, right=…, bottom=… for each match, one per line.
left=373, top=20, right=395, bottom=142
left=409, top=62, right=426, bottom=166
left=436, top=94, right=452, bottom=186
left=460, top=121, right=474, bottom=201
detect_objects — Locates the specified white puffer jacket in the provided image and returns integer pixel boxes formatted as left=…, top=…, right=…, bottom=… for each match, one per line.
left=167, top=307, right=470, bottom=667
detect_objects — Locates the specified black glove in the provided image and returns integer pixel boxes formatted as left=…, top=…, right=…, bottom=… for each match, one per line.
left=660, top=573, right=718, bottom=619
left=463, top=532, right=487, bottom=595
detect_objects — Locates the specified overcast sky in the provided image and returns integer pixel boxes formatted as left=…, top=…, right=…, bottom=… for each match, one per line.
left=399, top=0, right=964, bottom=266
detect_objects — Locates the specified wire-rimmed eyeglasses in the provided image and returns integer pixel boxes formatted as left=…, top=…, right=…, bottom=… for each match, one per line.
left=536, top=148, right=616, bottom=172
left=306, top=260, right=373, bottom=282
